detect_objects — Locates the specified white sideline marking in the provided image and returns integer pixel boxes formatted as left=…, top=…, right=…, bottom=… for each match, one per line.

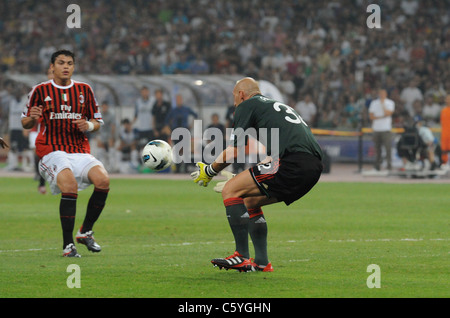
left=327, top=238, right=450, bottom=243
left=1, top=238, right=448, bottom=254
left=0, top=247, right=57, bottom=253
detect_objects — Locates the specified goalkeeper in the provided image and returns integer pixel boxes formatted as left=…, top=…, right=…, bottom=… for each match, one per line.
left=191, top=77, right=323, bottom=272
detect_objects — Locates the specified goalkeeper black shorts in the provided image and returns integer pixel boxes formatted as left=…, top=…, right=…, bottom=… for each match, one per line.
left=249, top=151, right=322, bottom=206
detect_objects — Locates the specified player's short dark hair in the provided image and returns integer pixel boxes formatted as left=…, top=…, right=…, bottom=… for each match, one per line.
left=51, top=50, right=75, bottom=64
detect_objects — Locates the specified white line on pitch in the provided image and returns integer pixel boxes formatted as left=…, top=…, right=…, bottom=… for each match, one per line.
left=1, top=237, right=448, bottom=254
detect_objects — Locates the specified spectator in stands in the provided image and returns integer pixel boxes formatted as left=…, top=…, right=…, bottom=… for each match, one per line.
left=277, top=71, right=296, bottom=102
left=165, top=94, right=198, bottom=173
left=165, top=94, right=198, bottom=132
left=0, top=0, right=448, bottom=135
left=206, top=113, right=226, bottom=156
left=152, top=89, right=171, bottom=143
left=96, top=101, right=117, bottom=172
left=295, top=93, right=317, bottom=126
left=426, top=82, right=447, bottom=104
left=415, top=116, right=438, bottom=170
left=0, top=80, right=14, bottom=136
left=117, top=118, right=138, bottom=173
left=400, top=80, right=424, bottom=117
left=392, top=100, right=411, bottom=128
left=225, top=104, right=235, bottom=130
left=189, top=55, right=210, bottom=74
left=7, top=86, right=29, bottom=171
left=369, top=89, right=395, bottom=171
left=411, top=99, right=423, bottom=118
left=343, top=95, right=362, bottom=129
left=133, top=86, right=155, bottom=151
left=422, top=95, right=442, bottom=126
left=401, top=0, right=419, bottom=16
left=440, top=95, right=450, bottom=167
left=207, top=113, right=225, bottom=136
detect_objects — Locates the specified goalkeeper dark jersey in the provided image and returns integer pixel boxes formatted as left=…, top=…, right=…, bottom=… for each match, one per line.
left=231, top=94, right=323, bottom=160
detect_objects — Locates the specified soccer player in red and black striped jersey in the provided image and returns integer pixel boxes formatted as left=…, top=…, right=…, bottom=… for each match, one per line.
left=22, top=50, right=110, bottom=257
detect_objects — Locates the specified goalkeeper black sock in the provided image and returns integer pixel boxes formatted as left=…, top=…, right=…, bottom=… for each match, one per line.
left=81, top=187, right=109, bottom=233
left=60, top=193, right=77, bottom=249
left=223, top=197, right=249, bottom=258
left=248, top=207, right=269, bottom=266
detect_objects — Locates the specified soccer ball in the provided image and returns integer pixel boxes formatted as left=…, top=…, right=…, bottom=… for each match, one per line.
left=141, top=140, right=173, bottom=171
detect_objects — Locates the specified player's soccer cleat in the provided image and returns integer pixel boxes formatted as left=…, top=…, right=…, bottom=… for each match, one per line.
left=253, top=262, right=274, bottom=272
left=76, top=230, right=101, bottom=253
left=63, top=243, right=81, bottom=257
left=211, top=251, right=274, bottom=272
left=211, top=251, right=256, bottom=272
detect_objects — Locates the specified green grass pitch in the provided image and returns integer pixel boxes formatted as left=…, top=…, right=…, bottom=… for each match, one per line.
left=0, top=176, right=448, bottom=298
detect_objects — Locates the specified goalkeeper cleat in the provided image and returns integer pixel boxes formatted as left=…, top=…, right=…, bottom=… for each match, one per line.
left=76, top=230, right=101, bottom=253
left=211, top=251, right=256, bottom=272
left=63, top=243, right=81, bottom=257
left=253, top=262, right=274, bottom=272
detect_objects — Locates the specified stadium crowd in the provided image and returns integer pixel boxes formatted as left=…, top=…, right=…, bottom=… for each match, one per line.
left=0, top=0, right=449, bottom=135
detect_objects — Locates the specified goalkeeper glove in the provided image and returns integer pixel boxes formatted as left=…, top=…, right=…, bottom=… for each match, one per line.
left=191, top=162, right=218, bottom=187
left=213, top=170, right=236, bottom=193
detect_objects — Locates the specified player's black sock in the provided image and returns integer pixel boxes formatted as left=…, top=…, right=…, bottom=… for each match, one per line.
left=81, top=187, right=109, bottom=233
left=223, top=197, right=249, bottom=258
left=60, top=193, right=77, bottom=249
left=248, top=207, right=269, bottom=266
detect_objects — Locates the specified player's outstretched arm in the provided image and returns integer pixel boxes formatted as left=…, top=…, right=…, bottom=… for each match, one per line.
left=191, top=162, right=218, bottom=187
left=191, top=146, right=237, bottom=187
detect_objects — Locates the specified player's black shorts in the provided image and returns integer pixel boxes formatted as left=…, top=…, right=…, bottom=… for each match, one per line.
left=249, top=151, right=322, bottom=206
